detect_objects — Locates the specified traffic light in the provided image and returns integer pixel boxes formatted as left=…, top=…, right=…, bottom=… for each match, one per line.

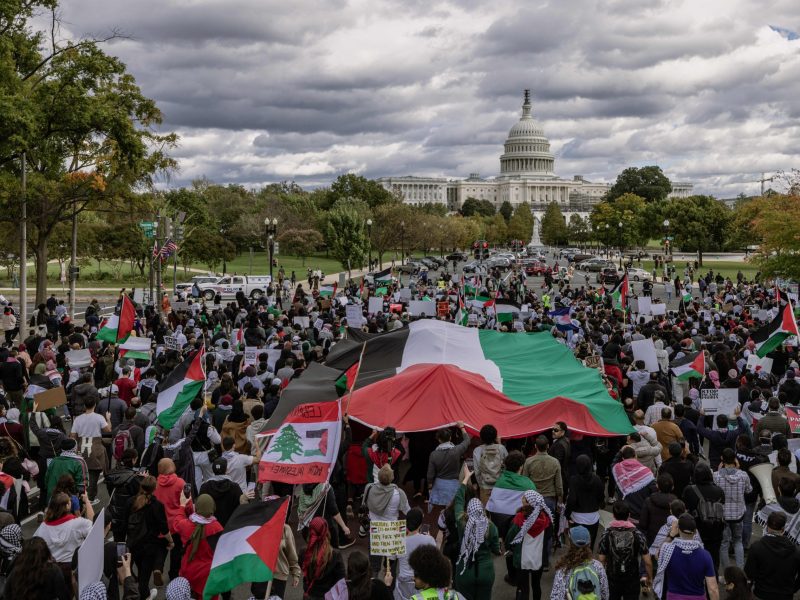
left=482, top=241, right=489, bottom=259
left=473, top=242, right=480, bottom=260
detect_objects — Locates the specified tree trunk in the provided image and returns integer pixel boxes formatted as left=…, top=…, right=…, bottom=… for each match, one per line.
left=698, top=249, right=703, bottom=267
left=34, top=238, right=48, bottom=305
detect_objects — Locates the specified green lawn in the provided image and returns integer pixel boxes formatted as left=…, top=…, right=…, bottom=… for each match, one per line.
left=634, top=258, right=758, bottom=281
left=220, top=251, right=344, bottom=277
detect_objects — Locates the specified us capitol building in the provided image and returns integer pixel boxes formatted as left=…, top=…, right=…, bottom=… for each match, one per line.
left=378, top=90, right=692, bottom=228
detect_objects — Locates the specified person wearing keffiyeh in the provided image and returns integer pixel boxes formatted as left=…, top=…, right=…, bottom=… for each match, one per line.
left=174, top=494, right=223, bottom=599
left=653, top=514, right=719, bottom=600
left=505, top=490, right=552, bottom=600
left=611, top=446, right=656, bottom=520
left=453, top=471, right=500, bottom=600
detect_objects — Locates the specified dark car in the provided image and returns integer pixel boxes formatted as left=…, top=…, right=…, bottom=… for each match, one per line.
left=424, top=256, right=447, bottom=267
left=570, top=253, right=595, bottom=264
left=596, top=267, right=620, bottom=284
left=446, top=252, right=467, bottom=262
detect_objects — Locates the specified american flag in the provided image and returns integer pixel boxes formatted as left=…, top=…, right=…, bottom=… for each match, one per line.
left=159, top=239, right=178, bottom=258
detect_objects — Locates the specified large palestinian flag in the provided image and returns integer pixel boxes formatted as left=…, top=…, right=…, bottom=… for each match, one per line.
left=751, top=301, right=799, bottom=357
left=609, top=274, right=629, bottom=311
left=328, top=320, right=632, bottom=437
left=670, top=350, right=705, bottom=381
left=204, top=497, right=289, bottom=600
left=97, top=295, right=136, bottom=343
left=155, top=348, right=205, bottom=429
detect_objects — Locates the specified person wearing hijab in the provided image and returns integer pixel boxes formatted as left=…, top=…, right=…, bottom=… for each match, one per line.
left=174, top=493, right=223, bottom=598
left=301, top=516, right=345, bottom=599
left=165, top=576, right=192, bottom=600
left=79, top=581, right=108, bottom=600
left=4, top=537, right=71, bottom=600
left=454, top=467, right=500, bottom=600
left=505, top=490, right=552, bottom=600
left=564, top=454, right=605, bottom=549
left=221, top=399, right=252, bottom=454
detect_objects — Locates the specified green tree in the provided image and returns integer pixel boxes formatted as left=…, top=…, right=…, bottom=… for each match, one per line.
left=371, top=201, right=412, bottom=268
left=276, top=228, right=324, bottom=266
left=268, top=424, right=303, bottom=461
left=482, top=214, right=508, bottom=244
left=590, top=194, right=649, bottom=249
left=326, top=203, right=369, bottom=278
left=751, top=194, right=800, bottom=279
left=606, top=166, right=672, bottom=204
left=568, top=214, right=590, bottom=246
left=540, top=202, right=569, bottom=246
left=460, top=197, right=495, bottom=217
left=662, top=195, right=731, bottom=265
left=498, top=201, right=514, bottom=223
left=507, top=202, right=534, bottom=242
left=326, top=174, right=394, bottom=209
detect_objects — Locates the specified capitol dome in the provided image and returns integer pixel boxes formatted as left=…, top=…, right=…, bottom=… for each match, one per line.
left=499, top=90, right=556, bottom=179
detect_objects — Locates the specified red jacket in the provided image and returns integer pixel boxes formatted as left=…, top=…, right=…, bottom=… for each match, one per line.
left=154, top=473, right=193, bottom=533
left=175, top=516, right=223, bottom=598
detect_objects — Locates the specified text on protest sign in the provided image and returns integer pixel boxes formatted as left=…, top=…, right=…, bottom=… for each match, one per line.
left=786, top=405, right=800, bottom=434
left=369, top=520, right=406, bottom=556
left=700, top=388, right=739, bottom=416
left=243, top=346, right=258, bottom=367
left=164, top=335, right=180, bottom=351
left=345, top=304, right=364, bottom=327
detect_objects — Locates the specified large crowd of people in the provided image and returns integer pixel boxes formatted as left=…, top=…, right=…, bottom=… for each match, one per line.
left=0, top=249, right=797, bottom=600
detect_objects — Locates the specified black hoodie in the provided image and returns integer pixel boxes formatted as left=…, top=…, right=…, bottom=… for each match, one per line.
left=198, top=477, right=242, bottom=526
left=744, top=534, right=800, bottom=600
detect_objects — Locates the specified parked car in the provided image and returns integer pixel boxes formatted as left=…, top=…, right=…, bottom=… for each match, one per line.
left=397, top=261, right=423, bottom=274
left=577, top=258, right=615, bottom=272
left=570, top=253, right=595, bottom=264
left=522, top=260, right=548, bottom=276
left=596, top=268, right=621, bottom=285
left=424, top=256, right=447, bottom=267
left=627, top=267, right=653, bottom=282
left=462, top=260, right=481, bottom=273
left=197, top=275, right=273, bottom=301
left=179, top=274, right=219, bottom=298
left=486, top=256, right=511, bottom=269
left=445, top=252, right=467, bottom=262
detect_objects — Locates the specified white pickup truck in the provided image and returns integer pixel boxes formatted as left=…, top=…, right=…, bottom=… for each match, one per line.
left=196, top=275, right=273, bottom=301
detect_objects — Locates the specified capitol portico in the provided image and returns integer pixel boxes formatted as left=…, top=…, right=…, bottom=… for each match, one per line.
left=378, top=90, right=692, bottom=227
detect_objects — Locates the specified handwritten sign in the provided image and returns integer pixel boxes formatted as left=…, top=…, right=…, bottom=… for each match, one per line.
left=369, top=520, right=406, bottom=557
left=345, top=304, right=364, bottom=327
left=164, top=335, right=180, bottom=351
left=368, top=297, right=384, bottom=315
left=244, top=346, right=258, bottom=367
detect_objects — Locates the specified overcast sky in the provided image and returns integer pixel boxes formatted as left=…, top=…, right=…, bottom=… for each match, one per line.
left=55, top=0, right=800, bottom=196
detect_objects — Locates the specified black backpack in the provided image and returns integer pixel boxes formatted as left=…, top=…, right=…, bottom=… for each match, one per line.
left=607, top=528, right=637, bottom=579
left=126, top=505, right=150, bottom=548
left=689, top=485, right=725, bottom=528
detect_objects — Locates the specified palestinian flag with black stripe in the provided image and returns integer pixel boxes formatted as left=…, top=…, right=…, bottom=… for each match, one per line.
left=204, top=497, right=289, bottom=600
left=494, top=300, right=521, bottom=323
left=750, top=301, right=799, bottom=357
left=373, top=267, right=392, bottom=282
left=670, top=350, right=705, bottom=381
left=155, top=348, right=205, bottom=429
left=609, top=273, right=629, bottom=311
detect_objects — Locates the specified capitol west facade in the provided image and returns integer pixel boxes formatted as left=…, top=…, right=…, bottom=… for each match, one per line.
left=378, top=90, right=692, bottom=227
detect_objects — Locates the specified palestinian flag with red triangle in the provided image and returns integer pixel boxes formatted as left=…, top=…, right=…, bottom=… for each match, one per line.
left=670, top=350, right=705, bottom=381
left=751, top=301, right=800, bottom=357
left=608, top=273, right=629, bottom=311
left=204, top=497, right=289, bottom=600
left=96, top=295, right=136, bottom=343
left=155, top=348, right=205, bottom=429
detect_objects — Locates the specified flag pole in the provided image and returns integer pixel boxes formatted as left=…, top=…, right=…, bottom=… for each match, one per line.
left=262, top=579, right=273, bottom=600
left=343, top=339, right=368, bottom=417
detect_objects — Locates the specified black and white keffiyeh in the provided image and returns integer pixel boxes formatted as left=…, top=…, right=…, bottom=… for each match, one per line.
left=457, top=498, right=489, bottom=573
left=79, top=582, right=107, bottom=600
left=165, top=577, right=192, bottom=600
left=653, top=538, right=703, bottom=598
left=511, top=490, right=552, bottom=545
left=0, top=524, right=22, bottom=559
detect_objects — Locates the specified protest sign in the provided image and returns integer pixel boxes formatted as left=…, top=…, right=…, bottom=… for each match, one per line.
left=650, top=303, right=666, bottom=316
left=409, top=300, right=436, bottom=317
left=78, top=508, right=105, bottom=595
left=513, top=321, right=525, bottom=332
left=244, top=346, right=258, bottom=367
left=66, top=349, right=93, bottom=368
left=700, top=388, right=739, bottom=416
left=345, top=304, right=364, bottom=327
left=746, top=354, right=773, bottom=374
left=389, top=303, right=403, bottom=314
left=368, top=297, right=384, bottom=315
left=266, top=349, right=282, bottom=372
left=164, top=335, right=180, bottom=351
left=33, top=386, right=67, bottom=412
left=631, top=339, right=658, bottom=372
left=636, top=296, right=652, bottom=316
left=786, top=405, right=800, bottom=434
left=313, top=318, right=324, bottom=330
left=293, top=316, right=310, bottom=329
left=437, top=301, right=450, bottom=317
left=171, top=301, right=189, bottom=311
left=398, top=288, right=412, bottom=301
left=369, top=520, right=406, bottom=556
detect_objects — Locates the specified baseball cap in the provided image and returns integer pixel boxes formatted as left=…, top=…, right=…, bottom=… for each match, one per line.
left=569, top=525, right=590, bottom=547
left=212, top=457, right=228, bottom=476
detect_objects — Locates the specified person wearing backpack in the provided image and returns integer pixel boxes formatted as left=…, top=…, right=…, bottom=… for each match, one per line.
left=598, top=501, right=652, bottom=600
left=127, top=475, right=174, bottom=598
left=550, top=525, right=609, bottom=600
left=711, top=448, right=751, bottom=571
left=472, top=424, right=507, bottom=506
left=113, top=407, right=144, bottom=461
left=682, top=463, right=725, bottom=575
left=104, top=448, right=141, bottom=542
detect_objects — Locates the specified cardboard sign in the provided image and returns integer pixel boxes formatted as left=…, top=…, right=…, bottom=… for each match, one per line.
left=700, top=388, right=739, bottom=416
left=78, top=508, right=106, bottom=595
left=244, top=346, right=258, bottom=367
left=650, top=303, right=666, bottom=316
left=437, top=301, right=450, bottom=317
left=746, top=354, right=773, bottom=374
left=631, top=339, right=659, bottom=372
left=636, top=296, right=652, bottom=315
left=164, top=335, right=180, bottom=351
left=66, top=349, right=93, bottom=368
left=398, top=288, right=412, bottom=301
left=33, top=386, right=67, bottom=412
left=368, top=297, right=384, bottom=315
left=409, top=300, right=436, bottom=317
left=345, top=304, right=364, bottom=327
left=293, top=316, right=310, bottom=329
left=369, top=520, right=406, bottom=557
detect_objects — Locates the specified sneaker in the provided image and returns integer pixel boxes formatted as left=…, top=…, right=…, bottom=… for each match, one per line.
left=358, top=524, right=368, bottom=538
left=153, top=570, right=164, bottom=587
left=338, top=536, right=356, bottom=549
left=146, top=590, right=158, bottom=600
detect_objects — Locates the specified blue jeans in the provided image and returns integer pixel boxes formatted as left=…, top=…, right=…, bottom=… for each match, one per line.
left=742, top=502, right=755, bottom=550
left=720, top=519, right=744, bottom=569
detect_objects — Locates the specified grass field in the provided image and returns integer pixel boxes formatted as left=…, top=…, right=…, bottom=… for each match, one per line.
left=632, top=258, right=758, bottom=281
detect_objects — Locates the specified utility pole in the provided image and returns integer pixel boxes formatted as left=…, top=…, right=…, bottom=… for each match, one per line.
left=172, top=211, right=185, bottom=299
left=19, top=153, right=27, bottom=330
left=69, top=207, right=78, bottom=319
left=155, top=211, right=165, bottom=313
left=760, top=172, right=774, bottom=196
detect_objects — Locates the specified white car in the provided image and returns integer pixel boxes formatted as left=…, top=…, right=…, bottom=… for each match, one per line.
left=627, top=267, right=653, bottom=282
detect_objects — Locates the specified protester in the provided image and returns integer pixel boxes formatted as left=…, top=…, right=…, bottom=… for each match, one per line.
left=712, top=448, right=751, bottom=570
left=473, top=424, right=507, bottom=505
left=427, top=422, right=470, bottom=511
left=365, top=464, right=410, bottom=573
left=744, top=511, right=800, bottom=600
left=549, top=525, right=609, bottom=600
left=407, top=544, right=463, bottom=600
left=301, top=516, right=346, bottom=600
left=393, top=508, right=436, bottom=600
left=653, top=514, right=719, bottom=600
left=564, top=454, right=604, bottom=548
left=598, top=501, right=652, bottom=600
left=174, top=494, right=222, bottom=598
left=3, top=536, right=72, bottom=600
left=505, top=490, right=551, bottom=600
left=127, top=475, right=174, bottom=598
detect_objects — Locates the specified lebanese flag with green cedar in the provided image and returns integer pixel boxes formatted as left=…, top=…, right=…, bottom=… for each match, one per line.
left=204, top=497, right=289, bottom=600
left=155, top=348, right=205, bottom=429
left=751, top=301, right=800, bottom=357
left=609, top=274, right=629, bottom=311
left=96, top=295, right=136, bottom=343
left=670, top=350, right=705, bottom=381
left=486, top=469, right=536, bottom=516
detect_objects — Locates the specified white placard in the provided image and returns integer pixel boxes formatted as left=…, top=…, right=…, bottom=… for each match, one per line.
left=313, top=318, right=324, bottom=330
left=650, top=303, right=666, bottom=316
left=409, top=300, right=436, bottom=317
left=368, top=297, right=384, bottom=315
left=78, top=508, right=105, bottom=595
left=345, top=304, right=364, bottom=327
left=66, top=349, right=93, bottom=368
left=244, top=346, right=258, bottom=366
left=293, top=316, right=310, bottom=328
left=631, top=339, right=658, bottom=372
left=637, top=296, right=652, bottom=315
left=747, top=354, right=773, bottom=374
left=398, top=288, right=412, bottom=301
left=266, top=349, right=282, bottom=372
left=164, top=335, right=180, bottom=351
left=700, top=388, right=739, bottom=416
left=756, top=310, right=769, bottom=322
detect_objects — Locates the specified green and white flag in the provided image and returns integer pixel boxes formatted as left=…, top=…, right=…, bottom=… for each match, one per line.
left=455, top=295, right=468, bottom=326
left=494, top=300, right=521, bottom=323
left=318, top=284, right=337, bottom=297
left=155, top=348, right=205, bottom=429
left=486, top=469, right=536, bottom=516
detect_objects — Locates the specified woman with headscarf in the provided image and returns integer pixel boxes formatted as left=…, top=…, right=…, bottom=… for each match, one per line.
left=453, top=467, right=500, bottom=600
left=174, top=493, right=223, bottom=598
left=506, top=490, right=552, bottom=600
left=0, top=522, right=21, bottom=582
left=301, top=516, right=345, bottom=599
left=221, top=399, right=252, bottom=455
left=4, top=536, right=71, bottom=600
left=564, top=454, right=605, bottom=549
left=165, top=576, right=192, bottom=600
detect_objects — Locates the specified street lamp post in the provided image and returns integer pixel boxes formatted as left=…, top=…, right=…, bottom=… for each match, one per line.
left=605, top=223, right=610, bottom=258
left=617, top=221, right=623, bottom=269
left=663, top=218, right=671, bottom=282
left=264, top=217, right=278, bottom=281
left=366, top=218, right=373, bottom=272
left=400, top=220, right=406, bottom=264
